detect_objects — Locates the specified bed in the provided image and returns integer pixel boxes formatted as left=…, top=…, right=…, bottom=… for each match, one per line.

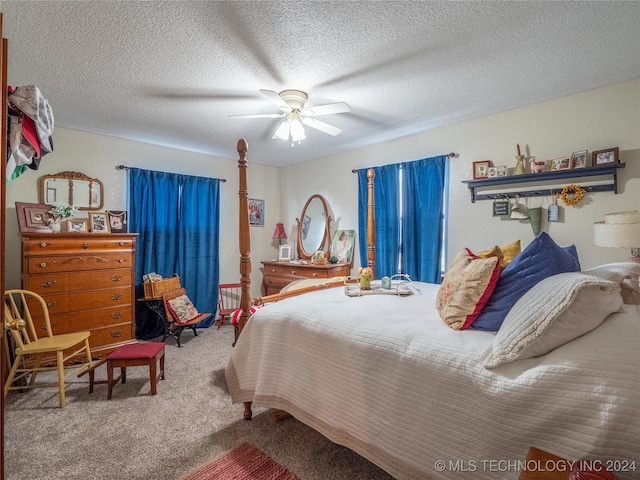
left=225, top=139, right=640, bottom=480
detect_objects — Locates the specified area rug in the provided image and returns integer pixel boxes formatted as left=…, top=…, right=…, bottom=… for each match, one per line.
left=181, top=442, right=300, bottom=480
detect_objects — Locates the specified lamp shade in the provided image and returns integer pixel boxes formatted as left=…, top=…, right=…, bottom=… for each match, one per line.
left=593, top=211, right=640, bottom=248
left=272, top=222, right=287, bottom=240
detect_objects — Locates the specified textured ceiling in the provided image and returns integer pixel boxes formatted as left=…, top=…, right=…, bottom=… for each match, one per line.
left=2, top=1, right=639, bottom=167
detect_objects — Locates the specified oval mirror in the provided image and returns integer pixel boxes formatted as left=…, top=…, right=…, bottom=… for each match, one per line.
left=296, top=194, right=332, bottom=261
left=38, top=171, right=104, bottom=211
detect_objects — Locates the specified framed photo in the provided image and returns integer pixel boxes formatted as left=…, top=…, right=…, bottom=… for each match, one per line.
left=248, top=198, right=264, bottom=226
left=550, top=156, right=572, bottom=171
left=487, top=167, right=498, bottom=178
left=473, top=160, right=491, bottom=179
left=592, top=147, right=619, bottom=166
left=66, top=218, right=88, bottom=233
left=492, top=200, right=511, bottom=217
left=88, top=212, right=110, bottom=233
left=278, top=244, right=292, bottom=262
left=106, top=210, right=128, bottom=233
left=496, top=165, right=509, bottom=177
left=331, top=230, right=356, bottom=264
left=571, top=150, right=588, bottom=169
left=15, top=202, right=52, bottom=233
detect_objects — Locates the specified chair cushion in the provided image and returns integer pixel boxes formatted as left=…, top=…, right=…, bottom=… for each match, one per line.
left=166, top=294, right=200, bottom=324
left=108, top=342, right=164, bottom=360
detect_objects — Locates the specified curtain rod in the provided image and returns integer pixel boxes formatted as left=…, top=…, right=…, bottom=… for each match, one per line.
left=351, top=152, right=458, bottom=173
left=115, top=165, right=226, bottom=182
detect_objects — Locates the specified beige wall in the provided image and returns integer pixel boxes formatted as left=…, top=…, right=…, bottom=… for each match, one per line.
left=6, top=79, right=639, bottom=297
left=281, top=79, right=640, bottom=272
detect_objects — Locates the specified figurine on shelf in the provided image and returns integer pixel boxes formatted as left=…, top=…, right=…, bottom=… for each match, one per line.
left=514, top=144, right=526, bottom=175
left=359, top=267, right=373, bottom=290
left=529, top=156, right=546, bottom=173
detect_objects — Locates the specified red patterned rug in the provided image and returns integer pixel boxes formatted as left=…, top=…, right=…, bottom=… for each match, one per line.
left=181, top=442, right=300, bottom=480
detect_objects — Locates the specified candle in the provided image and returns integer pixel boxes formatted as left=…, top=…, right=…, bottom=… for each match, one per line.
left=517, top=144, right=521, bottom=156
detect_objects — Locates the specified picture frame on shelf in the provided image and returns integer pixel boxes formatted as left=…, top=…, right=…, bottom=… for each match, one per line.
left=278, top=244, right=292, bottom=262
left=106, top=210, right=128, bottom=233
left=473, top=160, right=491, bottom=179
left=487, top=167, right=498, bottom=178
left=496, top=165, right=509, bottom=177
left=249, top=198, right=265, bottom=226
left=88, top=212, right=110, bottom=233
left=571, top=150, right=588, bottom=169
left=15, top=202, right=52, bottom=233
left=66, top=218, right=88, bottom=233
left=592, top=147, right=619, bottom=166
left=550, top=156, right=572, bottom=171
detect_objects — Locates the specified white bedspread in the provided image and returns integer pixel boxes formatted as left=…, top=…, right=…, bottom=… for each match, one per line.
left=225, top=282, right=640, bottom=480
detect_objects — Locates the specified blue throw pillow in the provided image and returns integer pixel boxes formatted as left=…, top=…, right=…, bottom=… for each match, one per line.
left=470, top=232, right=581, bottom=331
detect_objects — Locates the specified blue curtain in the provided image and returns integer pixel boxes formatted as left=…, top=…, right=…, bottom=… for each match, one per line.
left=358, top=156, right=446, bottom=283
left=357, top=164, right=401, bottom=278
left=401, top=156, right=447, bottom=283
left=128, top=168, right=221, bottom=338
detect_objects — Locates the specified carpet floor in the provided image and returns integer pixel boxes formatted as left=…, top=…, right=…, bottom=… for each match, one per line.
left=4, top=324, right=395, bottom=480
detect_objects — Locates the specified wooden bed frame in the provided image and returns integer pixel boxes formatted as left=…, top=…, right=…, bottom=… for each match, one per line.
left=235, top=138, right=376, bottom=419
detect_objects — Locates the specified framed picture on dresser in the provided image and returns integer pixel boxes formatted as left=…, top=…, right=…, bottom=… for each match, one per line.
left=15, top=202, right=52, bottom=233
left=88, top=212, right=110, bottom=233
left=106, top=210, right=128, bottom=233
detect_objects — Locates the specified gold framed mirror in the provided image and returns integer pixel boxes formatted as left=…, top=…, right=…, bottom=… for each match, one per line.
left=296, top=194, right=332, bottom=261
left=38, top=171, right=104, bottom=211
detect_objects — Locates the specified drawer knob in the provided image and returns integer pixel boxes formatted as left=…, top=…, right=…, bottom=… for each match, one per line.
left=39, top=262, right=48, bottom=268
left=39, top=242, right=49, bottom=247
left=119, top=242, right=125, bottom=246
left=46, top=302, right=56, bottom=308
left=111, top=275, right=123, bottom=282
left=312, top=273, right=318, bottom=277
left=40, top=322, right=57, bottom=330
left=290, top=270, right=296, bottom=274
left=111, top=294, right=123, bottom=300
left=111, top=312, right=123, bottom=319
left=118, top=258, right=126, bottom=263
left=81, top=243, right=89, bottom=249
left=111, top=330, right=123, bottom=338
left=271, top=268, right=276, bottom=272
left=40, top=280, right=57, bottom=288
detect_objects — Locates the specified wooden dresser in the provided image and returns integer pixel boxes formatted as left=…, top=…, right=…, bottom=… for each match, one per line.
left=261, top=260, right=350, bottom=296
left=21, top=232, right=138, bottom=360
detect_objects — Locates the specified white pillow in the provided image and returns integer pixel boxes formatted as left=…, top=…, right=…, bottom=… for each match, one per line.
left=484, top=272, right=623, bottom=368
left=584, top=262, right=640, bottom=304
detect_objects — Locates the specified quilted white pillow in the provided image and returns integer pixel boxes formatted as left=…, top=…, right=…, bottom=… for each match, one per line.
left=584, top=262, right=640, bottom=304
left=484, top=272, right=623, bottom=368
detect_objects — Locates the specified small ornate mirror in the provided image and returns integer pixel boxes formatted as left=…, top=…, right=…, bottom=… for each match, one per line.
left=296, top=194, right=332, bottom=261
left=38, top=171, right=104, bottom=210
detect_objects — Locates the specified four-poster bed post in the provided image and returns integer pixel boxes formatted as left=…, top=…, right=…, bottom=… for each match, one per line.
left=237, top=139, right=251, bottom=337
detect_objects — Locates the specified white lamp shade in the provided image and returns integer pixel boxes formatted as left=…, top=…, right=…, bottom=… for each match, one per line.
left=593, top=211, right=640, bottom=248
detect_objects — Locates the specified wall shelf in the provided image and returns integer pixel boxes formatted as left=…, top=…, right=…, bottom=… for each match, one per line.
left=461, top=164, right=625, bottom=202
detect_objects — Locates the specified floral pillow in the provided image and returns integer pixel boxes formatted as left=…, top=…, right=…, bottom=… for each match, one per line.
left=436, top=248, right=501, bottom=330
left=166, top=294, right=200, bottom=324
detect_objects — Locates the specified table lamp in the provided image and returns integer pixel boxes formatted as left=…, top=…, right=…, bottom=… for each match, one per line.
left=593, top=211, right=640, bottom=263
left=272, top=222, right=287, bottom=245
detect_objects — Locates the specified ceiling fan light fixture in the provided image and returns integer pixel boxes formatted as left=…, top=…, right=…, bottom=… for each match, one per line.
left=274, top=120, right=290, bottom=141
left=290, top=118, right=306, bottom=143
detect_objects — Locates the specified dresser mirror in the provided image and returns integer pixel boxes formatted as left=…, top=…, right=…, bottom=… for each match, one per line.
left=38, top=171, right=104, bottom=210
left=296, top=194, right=332, bottom=261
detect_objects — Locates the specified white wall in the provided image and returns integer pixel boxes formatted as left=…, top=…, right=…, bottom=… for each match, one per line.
left=280, top=79, right=640, bottom=272
left=6, top=79, right=639, bottom=298
left=5, top=132, right=282, bottom=298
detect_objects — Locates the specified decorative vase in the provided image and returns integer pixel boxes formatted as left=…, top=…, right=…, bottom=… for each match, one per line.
left=514, top=155, right=526, bottom=175
left=50, top=222, right=61, bottom=233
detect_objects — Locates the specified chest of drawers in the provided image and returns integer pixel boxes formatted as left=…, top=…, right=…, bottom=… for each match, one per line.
left=261, top=260, right=350, bottom=296
left=21, top=233, right=138, bottom=359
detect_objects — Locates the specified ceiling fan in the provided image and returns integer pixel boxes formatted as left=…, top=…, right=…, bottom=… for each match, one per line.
left=229, top=89, right=351, bottom=145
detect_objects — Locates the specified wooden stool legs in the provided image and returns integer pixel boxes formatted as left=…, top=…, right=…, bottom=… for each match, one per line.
left=107, top=349, right=165, bottom=399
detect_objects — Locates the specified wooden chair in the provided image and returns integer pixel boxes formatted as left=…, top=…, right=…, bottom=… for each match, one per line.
left=4, top=289, right=93, bottom=408
left=216, top=283, right=242, bottom=328
left=161, top=288, right=211, bottom=347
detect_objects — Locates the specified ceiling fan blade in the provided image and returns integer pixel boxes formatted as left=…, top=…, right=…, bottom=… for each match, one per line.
left=301, top=117, right=343, bottom=136
left=228, top=113, right=285, bottom=119
left=301, top=102, right=351, bottom=116
left=260, top=89, right=291, bottom=112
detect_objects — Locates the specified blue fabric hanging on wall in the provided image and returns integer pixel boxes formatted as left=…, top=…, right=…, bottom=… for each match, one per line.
left=128, top=168, right=220, bottom=339
left=357, top=155, right=447, bottom=283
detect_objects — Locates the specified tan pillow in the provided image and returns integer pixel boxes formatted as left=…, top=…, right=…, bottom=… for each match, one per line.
left=437, top=249, right=500, bottom=330
left=477, top=240, right=521, bottom=269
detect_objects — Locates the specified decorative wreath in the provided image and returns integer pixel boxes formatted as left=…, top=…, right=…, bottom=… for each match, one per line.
left=556, top=184, right=586, bottom=206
